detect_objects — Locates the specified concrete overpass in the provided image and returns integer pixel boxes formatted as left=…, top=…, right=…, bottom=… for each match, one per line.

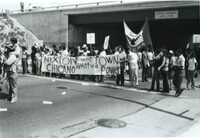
left=11, top=0, right=200, bottom=50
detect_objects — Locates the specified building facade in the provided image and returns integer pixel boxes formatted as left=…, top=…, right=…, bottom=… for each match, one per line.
left=11, top=0, right=200, bottom=50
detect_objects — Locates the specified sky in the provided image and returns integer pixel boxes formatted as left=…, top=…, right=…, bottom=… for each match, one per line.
left=0, top=0, right=167, bottom=11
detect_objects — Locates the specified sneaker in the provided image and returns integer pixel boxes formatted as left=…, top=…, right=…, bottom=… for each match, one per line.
left=10, top=99, right=17, bottom=104
left=10, top=97, right=17, bottom=104
left=175, top=93, right=180, bottom=97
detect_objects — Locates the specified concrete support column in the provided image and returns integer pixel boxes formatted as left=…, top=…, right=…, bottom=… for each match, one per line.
left=64, top=14, right=69, bottom=49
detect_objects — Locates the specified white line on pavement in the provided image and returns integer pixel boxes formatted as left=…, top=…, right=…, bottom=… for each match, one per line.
left=0, top=108, right=7, bottom=112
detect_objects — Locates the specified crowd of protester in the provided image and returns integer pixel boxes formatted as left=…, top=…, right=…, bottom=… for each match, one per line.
left=19, top=42, right=199, bottom=97
left=1, top=39, right=200, bottom=102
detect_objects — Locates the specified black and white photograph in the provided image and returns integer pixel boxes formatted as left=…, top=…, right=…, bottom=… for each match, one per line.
left=0, top=0, right=200, bottom=137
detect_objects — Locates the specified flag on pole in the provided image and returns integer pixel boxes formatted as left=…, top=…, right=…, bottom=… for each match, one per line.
left=123, top=19, right=152, bottom=49
left=123, top=20, right=144, bottom=48
left=103, top=35, right=110, bottom=50
left=140, top=18, right=153, bottom=47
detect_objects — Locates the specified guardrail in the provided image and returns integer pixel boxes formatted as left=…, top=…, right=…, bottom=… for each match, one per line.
left=11, top=1, right=123, bottom=14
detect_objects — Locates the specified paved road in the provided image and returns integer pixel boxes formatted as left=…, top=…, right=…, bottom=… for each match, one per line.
left=0, top=74, right=200, bottom=137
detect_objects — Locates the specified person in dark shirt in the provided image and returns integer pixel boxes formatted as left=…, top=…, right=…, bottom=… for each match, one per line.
left=31, top=45, right=37, bottom=75
left=150, top=49, right=162, bottom=92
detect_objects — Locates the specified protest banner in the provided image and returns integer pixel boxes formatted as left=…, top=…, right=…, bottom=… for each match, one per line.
left=95, top=55, right=120, bottom=75
left=42, top=55, right=120, bottom=75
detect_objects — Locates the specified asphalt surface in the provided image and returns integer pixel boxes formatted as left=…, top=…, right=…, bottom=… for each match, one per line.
left=0, top=74, right=200, bottom=137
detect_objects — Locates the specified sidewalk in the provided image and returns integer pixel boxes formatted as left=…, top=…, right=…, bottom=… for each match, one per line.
left=69, top=71, right=200, bottom=137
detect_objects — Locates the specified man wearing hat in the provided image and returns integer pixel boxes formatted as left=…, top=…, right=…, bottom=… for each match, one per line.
left=4, top=37, right=19, bottom=103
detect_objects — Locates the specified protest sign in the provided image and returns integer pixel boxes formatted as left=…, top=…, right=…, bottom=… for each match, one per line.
left=42, top=55, right=120, bottom=75
left=103, top=36, right=110, bottom=50
left=86, top=33, right=95, bottom=44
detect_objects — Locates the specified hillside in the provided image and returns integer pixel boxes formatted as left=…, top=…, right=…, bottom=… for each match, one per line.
left=0, top=17, right=42, bottom=52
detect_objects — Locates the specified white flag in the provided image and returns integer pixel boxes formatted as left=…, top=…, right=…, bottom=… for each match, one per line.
left=123, top=20, right=144, bottom=47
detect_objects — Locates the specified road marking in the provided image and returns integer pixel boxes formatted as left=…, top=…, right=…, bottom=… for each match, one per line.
left=43, top=101, right=53, bottom=105
left=61, top=92, right=67, bottom=95
left=0, top=108, right=7, bottom=112
left=82, top=83, right=89, bottom=86
left=179, top=110, right=190, bottom=116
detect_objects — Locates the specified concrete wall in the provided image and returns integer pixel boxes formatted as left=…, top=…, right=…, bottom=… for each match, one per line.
left=11, top=11, right=68, bottom=47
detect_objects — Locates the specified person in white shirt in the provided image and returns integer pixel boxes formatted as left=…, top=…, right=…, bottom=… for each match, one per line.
left=168, top=50, right=175, bottom=90
left=187, top=51, right=197, bottom=90
left=137, top=51, right=142, bottom=70
left=172, top=49, right=185, bottom=97
left=62, top=46, right=69, bottom=57
left=128, top=47, right=139, bottom=88
left=4, top=37, right=19, bottom=104
left=99, top=49, right=106, bottom=83
left=147, top=48, right=153, bottom=77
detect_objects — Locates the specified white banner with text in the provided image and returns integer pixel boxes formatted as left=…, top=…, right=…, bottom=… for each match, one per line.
left=42, top=55, right=120, bottom=75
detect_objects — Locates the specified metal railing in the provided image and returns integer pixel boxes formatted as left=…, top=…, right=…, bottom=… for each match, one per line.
left=11, top=1, right=123, bottom=14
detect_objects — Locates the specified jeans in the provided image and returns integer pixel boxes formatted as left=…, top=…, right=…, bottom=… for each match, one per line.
left=7, top=71, right=18, bottom=101
left=22, top=58, right=27, bottom=74
left=116, top=65, right=125, bottom=85
left=161, top=70, right=169, bottom=92
left=142, top=66, right=148, bottom=81
left=151, top=68, right=160, bottom=91
left=173, top=70, right=183, bottom=95
left=129, top=66, right=138, bottom=86
left=187, top=70, right=195, bottom=88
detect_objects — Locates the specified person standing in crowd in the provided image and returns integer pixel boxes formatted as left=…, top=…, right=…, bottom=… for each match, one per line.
left=114, top=46, right=119, bottom=55
left=43, top=48, right=51, bottom=77
left=128, top=47, right=139, bottom=88
left=51, top=44, right=58, bottom=78
left=31, top=44, right=37, bottom=75
left=4, top=38, right=19, bottom=104
left=137, top=50, right=142, bottom=70
left=116, top=46, right=126, bottom=86
left=187, top=51, right=197, bottom=90
left=150, top=49, right=162, bottom=92
left=81, top=44, right=90, bottom=56
left=99, top=48, right=106, bottom=83
left=168, top=50, right=175, bottom=90
left=172, top=49, right=185, bottom=97
left=141, top=47, right=149, bottom=82
left=158, top=49, right=170, bottom=93
left=21, top=46, right=29, bottom=74
left=62, top=45, right=69, bottom=57
left=147, top=46, right=153, bottom=78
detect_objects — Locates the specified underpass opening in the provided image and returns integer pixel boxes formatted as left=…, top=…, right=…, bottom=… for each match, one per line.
left=68, top=18, right=199, bottom=52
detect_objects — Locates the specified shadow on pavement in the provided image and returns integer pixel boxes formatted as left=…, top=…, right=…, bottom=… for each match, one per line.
left=0, top=92, right=8, bottom=100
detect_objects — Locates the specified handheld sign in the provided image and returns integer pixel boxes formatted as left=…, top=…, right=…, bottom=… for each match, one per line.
left=87, top=33, right=95, bottom=44
left=103, top=36, right=110, bottom=50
